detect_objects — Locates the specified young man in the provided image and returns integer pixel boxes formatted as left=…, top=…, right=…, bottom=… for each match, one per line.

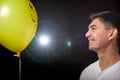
left=80, top=11, right=120, bottom=80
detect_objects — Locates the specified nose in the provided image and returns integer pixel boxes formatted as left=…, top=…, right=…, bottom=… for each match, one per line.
left=85, top=30, right=90, bottom=38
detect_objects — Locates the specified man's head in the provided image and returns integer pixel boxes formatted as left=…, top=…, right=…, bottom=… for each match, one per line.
left=85, top=11, right=120, bottom=52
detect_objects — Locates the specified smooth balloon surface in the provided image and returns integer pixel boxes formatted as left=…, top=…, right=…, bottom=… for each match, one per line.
left=0, top=0, right=38, bottom=57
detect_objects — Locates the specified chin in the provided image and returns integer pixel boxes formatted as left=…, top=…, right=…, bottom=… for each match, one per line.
left=89, top=47, right=97, bottom=52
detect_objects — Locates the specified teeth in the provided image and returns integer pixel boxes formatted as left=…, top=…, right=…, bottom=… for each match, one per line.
left=89, top=40, right=91, bottom=43
left=88, top=40, right=93, bottom=44
left=88, top=40, right=91, bottom=43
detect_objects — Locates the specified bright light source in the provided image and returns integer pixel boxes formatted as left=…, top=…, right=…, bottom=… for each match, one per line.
left=1, top=6, right=9, bottom=16
left=39, top=35, right=49, bottom=45
left=66, top=41, right=71, bottom=47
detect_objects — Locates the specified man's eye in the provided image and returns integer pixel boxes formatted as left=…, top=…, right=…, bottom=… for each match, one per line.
left=92, top=27, right=96, bottom=30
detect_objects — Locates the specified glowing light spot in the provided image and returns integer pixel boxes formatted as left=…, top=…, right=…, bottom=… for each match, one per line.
left=39, top=35, right=49, bottom=45
left=66, top=41, right=71, bottom=47
left=1, top=6, right=9, bottom=16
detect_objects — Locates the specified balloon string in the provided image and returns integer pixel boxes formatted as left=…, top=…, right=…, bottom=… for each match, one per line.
left=19, top=57, right=21, bottom=80
left=14, top=52, right=21, bottom=80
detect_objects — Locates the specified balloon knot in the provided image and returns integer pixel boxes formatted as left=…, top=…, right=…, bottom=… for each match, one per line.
left=14, top=52, right=20, bottom=58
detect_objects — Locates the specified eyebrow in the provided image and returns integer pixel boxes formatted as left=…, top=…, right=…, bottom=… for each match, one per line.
left=88, top=24, right=96, bottom=29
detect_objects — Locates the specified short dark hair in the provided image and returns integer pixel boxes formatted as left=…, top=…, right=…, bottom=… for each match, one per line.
left=89, top=10, right=120, bottom=52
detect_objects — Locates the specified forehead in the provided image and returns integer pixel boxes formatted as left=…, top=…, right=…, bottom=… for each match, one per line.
left=88, top=18, right=105, bottom=28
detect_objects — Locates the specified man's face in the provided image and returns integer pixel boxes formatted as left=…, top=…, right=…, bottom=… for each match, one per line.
left=85, top=18, right=112, bottom=52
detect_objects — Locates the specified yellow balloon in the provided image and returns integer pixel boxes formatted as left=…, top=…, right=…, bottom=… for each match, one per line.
left=0, top=0, right=38, bottom=57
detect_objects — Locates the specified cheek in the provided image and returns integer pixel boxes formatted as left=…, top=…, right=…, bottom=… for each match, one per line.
left=94, top=32, right=109, bottom=43
left=96, top=33, right=109, bottom=46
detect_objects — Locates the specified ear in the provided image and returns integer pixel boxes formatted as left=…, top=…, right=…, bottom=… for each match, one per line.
left=108, top=28, right=118, bottom=40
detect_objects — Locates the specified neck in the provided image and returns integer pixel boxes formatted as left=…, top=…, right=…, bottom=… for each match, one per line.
left=97, top=46, right=120, bottom=71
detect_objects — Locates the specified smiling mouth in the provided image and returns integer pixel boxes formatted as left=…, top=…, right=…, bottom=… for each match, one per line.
left=88, top=41, right=91, bottom=46
left=88, top=38, right=95, bottom=45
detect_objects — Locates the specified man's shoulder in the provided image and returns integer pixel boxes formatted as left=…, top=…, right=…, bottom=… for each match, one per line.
left=83, top=60, right=98, bottom=72
left=80, top=60, right=99, bottom=80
